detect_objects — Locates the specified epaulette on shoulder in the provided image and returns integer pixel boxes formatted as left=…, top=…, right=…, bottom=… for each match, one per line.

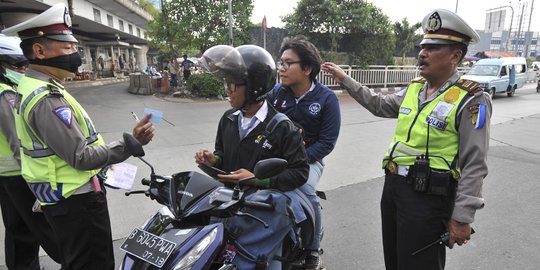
left=46, top=84, right=64, bottom=97
left=411, top=77, right=426, bottom=84
left=455, top=79, right=482, bottom=95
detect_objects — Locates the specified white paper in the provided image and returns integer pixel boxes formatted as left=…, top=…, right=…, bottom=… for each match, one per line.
left=104, top=163, right=138, bottom=190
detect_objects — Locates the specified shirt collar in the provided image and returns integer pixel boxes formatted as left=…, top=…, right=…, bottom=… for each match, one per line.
left=296, top=81, right=316, bottom=102
left=233, top=100, right=268, bottom=123
left=25, top=69, right=65, bottom=89
left=419, top=71, right=460, bottom=103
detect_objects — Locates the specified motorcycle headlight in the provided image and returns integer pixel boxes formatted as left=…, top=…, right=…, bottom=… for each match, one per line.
left=172, top=227, right=218, bottom=270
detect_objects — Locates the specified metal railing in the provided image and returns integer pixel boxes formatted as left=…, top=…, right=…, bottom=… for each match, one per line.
left=314, top=65, right=472, bottom=88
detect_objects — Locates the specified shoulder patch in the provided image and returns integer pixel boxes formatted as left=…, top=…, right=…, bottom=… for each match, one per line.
left=6, top=97, right=16, bottom=109
left=53, top=106, right=73, bottom=128
left=455, top=79, right=482, bottom=96
left=411, top=77, right=427, bottom=84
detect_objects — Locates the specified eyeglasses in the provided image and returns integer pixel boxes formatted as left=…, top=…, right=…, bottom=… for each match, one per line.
left=224, top=81, right=246, bottom=92
left=277, top=60, right=302, bottom=70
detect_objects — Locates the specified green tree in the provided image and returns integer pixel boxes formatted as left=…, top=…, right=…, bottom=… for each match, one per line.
left=137, top=0, right=160, bottom=16
left=283, top=0, right=395, bottom=66
left=394, top=18, right=422, bottom=64
left=146, top=0, right=253, bottom=56
left=283, top=0, right=343, bottom=53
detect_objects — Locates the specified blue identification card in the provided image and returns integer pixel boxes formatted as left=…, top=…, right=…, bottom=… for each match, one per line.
left=142, top=108, right=163, bottom=124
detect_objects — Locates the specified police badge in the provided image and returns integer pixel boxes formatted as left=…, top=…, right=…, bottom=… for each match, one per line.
left=64, top=7, right=72, bottom=28
left=426, top=12, right=442, bottom=32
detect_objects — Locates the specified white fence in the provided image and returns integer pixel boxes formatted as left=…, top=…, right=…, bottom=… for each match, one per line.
left=315, top=65, right=471, bottom=88
left=314, top=65, right=539, bottom=88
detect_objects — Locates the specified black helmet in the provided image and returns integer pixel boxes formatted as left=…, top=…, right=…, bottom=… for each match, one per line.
left=199, top=44, right=276, bottom=104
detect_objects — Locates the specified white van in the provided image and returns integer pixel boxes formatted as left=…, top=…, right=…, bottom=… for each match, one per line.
left=462, top=57, right=528, bottom=97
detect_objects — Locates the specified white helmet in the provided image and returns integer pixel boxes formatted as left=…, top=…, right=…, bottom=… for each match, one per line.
left=0, top=34, right=26, bottom=66
left=0, top=34, right=27, bottom=85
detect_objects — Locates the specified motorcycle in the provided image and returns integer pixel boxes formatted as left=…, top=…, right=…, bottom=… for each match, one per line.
left=118, top=133, right=321, bottom=270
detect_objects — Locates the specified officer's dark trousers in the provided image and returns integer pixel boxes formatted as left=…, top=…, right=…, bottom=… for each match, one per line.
left=0, top=175, right=63, bottom=270
left=381, top=172, right=454, bottom=270
left=42, top=191, right=114, bottom=270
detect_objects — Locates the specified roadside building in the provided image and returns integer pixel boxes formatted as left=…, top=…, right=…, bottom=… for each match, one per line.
left=469, top=3, right=538, bottom=59
left=0, top=0, right=153, bottom=78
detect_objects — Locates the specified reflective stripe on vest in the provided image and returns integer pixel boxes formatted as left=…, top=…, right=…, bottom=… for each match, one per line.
left=383, top=81, right=469, bottom=171
left=28, top=182, right=64, bottom=203
left=0, top=156, right=19, bottom=175
left=15, top=76, right=104, bottom=202
left=0, top=85, right=20, bottom=175
left=19, top=86, right=100, bottom=157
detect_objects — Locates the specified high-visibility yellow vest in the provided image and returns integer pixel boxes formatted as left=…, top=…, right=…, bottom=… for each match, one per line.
left=0, top=83, right=20, bottom=176
left=14, top=76, right=104, bottom=203
left=383, top=78, right=477, bottom=177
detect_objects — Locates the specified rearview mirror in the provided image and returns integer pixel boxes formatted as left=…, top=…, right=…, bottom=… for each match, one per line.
left=123, top=132, right=145, bottom=157
left=253, top=158, right=288, bottom=179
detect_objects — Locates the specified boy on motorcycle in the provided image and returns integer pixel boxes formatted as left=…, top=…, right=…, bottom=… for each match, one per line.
left=195, top=44, right=308, bottom=193
left=195, top=44, right=310, bottom=269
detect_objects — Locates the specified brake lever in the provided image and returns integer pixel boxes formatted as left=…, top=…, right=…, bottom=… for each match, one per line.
left=235, top=210, right=269, bottom=228
left=125, top=190, right=147, bottom=196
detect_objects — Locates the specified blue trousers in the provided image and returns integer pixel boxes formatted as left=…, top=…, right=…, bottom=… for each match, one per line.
left=298, top=161, right=324, bottom=250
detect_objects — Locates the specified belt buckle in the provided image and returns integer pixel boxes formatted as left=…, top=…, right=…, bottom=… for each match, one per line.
left=387, top=161, right=398, bottom=174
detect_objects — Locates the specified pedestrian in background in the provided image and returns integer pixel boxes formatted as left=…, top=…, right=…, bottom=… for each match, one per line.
left=2, top=3, right=155, bottom=269
left=322, top=9, right=491, bottom=270
left=0, top=33, right=64, bottom=270
left=267, top=35, right=341, bottom=270
left=181, top=54, right=193, bottom=81
left=168, top=59, right=178, bottom=87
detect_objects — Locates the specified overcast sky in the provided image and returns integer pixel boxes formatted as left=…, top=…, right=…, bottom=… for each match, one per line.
left=251, top=0, right=539, bottom=32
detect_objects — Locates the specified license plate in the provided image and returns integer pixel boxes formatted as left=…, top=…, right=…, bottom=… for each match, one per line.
left=120, top=228, right=177, bottom=268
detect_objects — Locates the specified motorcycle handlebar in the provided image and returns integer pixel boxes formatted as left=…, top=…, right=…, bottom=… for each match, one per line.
left=141, top=178, right=151, bottom=186
left=242, top=201, right=274, bottom=211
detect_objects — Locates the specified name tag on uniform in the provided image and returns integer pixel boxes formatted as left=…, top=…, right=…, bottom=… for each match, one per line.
left=426, top=115, right=448, bottom=131
left=400, top=107, right=412, bottom=115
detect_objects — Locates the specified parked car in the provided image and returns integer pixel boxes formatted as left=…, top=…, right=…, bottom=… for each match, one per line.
left=462, top=57, right=528, bottom=97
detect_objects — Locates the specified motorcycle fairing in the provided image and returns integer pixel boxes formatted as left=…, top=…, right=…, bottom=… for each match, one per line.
left=122, top=222, right=224, bottom=270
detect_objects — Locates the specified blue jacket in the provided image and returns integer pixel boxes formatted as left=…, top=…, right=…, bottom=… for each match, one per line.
left=267, top=80, right=341, bottom=163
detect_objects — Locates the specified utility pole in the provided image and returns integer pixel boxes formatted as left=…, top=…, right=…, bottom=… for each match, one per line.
left=455, top=0, right=459, bottom=13
left=228, top=0, right=233, bottom=46
left=514, top=1, right=526, bottom=54
left=524, top=0, right=534, bottom=58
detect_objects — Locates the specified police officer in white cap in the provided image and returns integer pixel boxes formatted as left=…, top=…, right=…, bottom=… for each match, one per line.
left=322, top=8, right=491, bottom=270
left=2, top=3, right=155, bottom=269
left=0, top=33, right=64, bottom=270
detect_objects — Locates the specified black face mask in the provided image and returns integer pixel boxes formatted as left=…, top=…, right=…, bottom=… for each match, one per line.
left=29, top=52, right=82, bottom=73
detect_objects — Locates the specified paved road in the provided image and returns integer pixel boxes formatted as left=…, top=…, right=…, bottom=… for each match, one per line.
left=1, top=83, right=539, bottom=269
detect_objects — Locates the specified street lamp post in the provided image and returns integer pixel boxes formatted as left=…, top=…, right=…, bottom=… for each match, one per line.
left=503, top=4, right=515, bottom=52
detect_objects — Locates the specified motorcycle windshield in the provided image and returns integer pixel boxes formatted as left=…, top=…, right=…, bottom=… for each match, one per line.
left=171, top=171, right=223, bottom=216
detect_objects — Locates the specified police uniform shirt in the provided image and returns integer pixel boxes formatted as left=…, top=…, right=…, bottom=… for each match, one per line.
left=0, top=90, right=21, bottom=166
left=340, top=73, right=491, bottom=224
left=23, top=69, right=132, bottom=170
